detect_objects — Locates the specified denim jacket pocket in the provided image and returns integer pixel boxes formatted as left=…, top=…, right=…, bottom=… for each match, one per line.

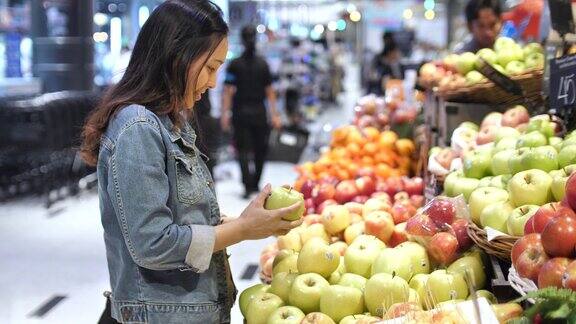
left=117, top=303, right=147, bottom=324
left=173, top=154, right=204, bottom=205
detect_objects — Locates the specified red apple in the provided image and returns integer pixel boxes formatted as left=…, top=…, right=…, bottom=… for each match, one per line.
left=542, top=216, right=576, bottom=257
left=312, top=183, right=336, bottom=205
left=344, top=202, right=364, bottom=215
left=390, top=200, right=417, bottom=224
left=527, top=203, right=560, bottom=234
left=434, top=148, right=455, bottom=170
left=384, top=177, right=405, bottom=197
left=449, top=218, right=473, bottom=252
left=317, top=199, right=338, bottom=214
left=334, top=180, right=359, bottom=204
left=562, top=260, right=576, bottom=290
left=318, top=175, right=340, bottom=186
left=389, top=222, right=409, bottom=247
left=512, top=233, right=542, bottom=264
left=356, top=166, right=376, bottom=178
left=476, top=125, right=498, bottom=145
left=502, top=105, right=530, bottom=128
left=356, top=176, right=376, bottom=196
left=403, top=177, right=424, bottom=196
left=375, top=179, right=390, bottom=193
left=357, top=114, right=378, bottom=128
left=428, top=232, right=459, bottom=265
left=393, top=192, right=410, bottom=203
left=352, top=195, right=370, bottom=204
left=362, top=198, right=391, bottom=218
left=406, top=213, right=439, bottom=247
left=304, top=198, right=316, bottom=215
left=376, top=112, right=390, bottom=127
left=512, top=234, right=549, bottom=282
left=410, top=195, right=425, bottom=208
left=555, top=206, right=576, bottom=219
left=425, top=197, right=456, bottom=229
left=364, top=210, right=395, bottom=243
left=385, top=302, right=422, bottom=320
left=538, top=257, right=571, bottom=288
left=300, top=179, right=316, bottom=199
left=566, top=173, right=576, bottom=211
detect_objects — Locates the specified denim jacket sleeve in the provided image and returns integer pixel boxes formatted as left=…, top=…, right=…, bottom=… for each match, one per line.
left=108, top=119, right=215, bottom=272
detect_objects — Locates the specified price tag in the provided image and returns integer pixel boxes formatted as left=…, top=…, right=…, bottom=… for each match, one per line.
left=549, top=54, right=576, bottom=110
left=476, top=58, right=523, bottom=96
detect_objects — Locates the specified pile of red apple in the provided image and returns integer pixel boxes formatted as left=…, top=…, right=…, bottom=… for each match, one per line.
left=353, top=94, right=419, bottom=130
left=512, top=173, right=576, bottom=290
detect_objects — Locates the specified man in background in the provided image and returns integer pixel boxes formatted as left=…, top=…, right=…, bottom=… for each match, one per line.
left=455, top=0, right=503, bottom=53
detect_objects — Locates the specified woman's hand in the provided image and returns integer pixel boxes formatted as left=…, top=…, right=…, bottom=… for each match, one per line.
left=238, top=184, right=303, bottom=240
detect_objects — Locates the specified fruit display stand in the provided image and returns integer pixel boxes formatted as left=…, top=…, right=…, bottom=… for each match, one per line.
left=467, top=223, right=520, bottom=261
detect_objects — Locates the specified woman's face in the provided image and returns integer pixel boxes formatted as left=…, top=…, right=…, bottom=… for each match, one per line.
left=185, top=37, right=228, bottom=108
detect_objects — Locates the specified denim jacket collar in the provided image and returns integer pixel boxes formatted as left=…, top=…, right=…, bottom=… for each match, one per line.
left=158, top=114, right=197, bottom=150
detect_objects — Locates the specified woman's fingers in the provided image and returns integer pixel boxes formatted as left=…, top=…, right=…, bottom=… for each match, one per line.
left=279, top=218, right=304, bottom=230
left=252, top=184, right=272, bottom=207
left=273, top=201, right=302, bottom=219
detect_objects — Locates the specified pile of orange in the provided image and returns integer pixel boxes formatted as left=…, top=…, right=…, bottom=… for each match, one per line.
left=295, top=126, right=416, bottom=186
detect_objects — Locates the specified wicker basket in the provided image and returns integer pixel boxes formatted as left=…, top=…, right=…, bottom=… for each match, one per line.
left=466, top=222, right=520, bottom=261
left=436, top=69, right=543, bottom=105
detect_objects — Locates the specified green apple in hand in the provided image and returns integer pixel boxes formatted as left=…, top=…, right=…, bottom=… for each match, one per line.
left=480, top=201, right=514, bottom=233
left=507, top=205, right=539, bottom=236
left=495, top=137, right=518, bottom=153
left=491, top=150, right=515, bottom=175
left=517, top=131, right=547, bottom=148
left=463, top=150, right=492, bottom=179
left=344, top=235, right=385, bottom=278
left=267, top=306, right=305, bottom=324
left=426, top=270, right=469, bottom=306
left=365, top=273, right=410, bottom=317
left=338, top=273, right=367, bottom=292
left=447, top=255, right=486, bottom=290
left=521, top=146, right=559, bottom=172
left=508, top=169, right=553, bottom=207
left=240, top=284, right=270, bottom=317
left=297, top=238, right=339, bottom=278
left=320, top=285, right=364, bottom=323
left=265, top=186, right=304, bottom=221
left=452, top=177, right=480, bottom=202
left=246, top=293, right=285, bottom=324
left=371, top=247, right=414, bottom=281
left=559, top=145, right=576, bottom=168
left=469, top=187, right=509, bottom=225
left=396, top=241, right=431, bottom=276
left=289, top=273, right=329, bottom=314
left=270, top=272, right=298, bottom=303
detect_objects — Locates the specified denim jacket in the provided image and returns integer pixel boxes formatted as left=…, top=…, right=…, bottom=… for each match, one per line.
left=97, top=105, right=236, bottom=324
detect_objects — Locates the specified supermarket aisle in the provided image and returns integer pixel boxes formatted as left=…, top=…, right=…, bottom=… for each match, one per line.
left=0, top=60, right=360, bottom=324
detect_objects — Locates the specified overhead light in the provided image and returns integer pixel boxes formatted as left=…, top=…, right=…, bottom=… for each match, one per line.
left=327, top=21, right=337, bottom=31
left=93, top=32, right=109, bottom=43
left=93, top=13, right=108, bottom=26
left=403, top=8, right=413, bottom=20
left=313, top=24, right=325, bottom=34
left=336, top=19, right=346, bottom=31
left=424, top=0, right=435, bottom=11
left=350, top=11, right=361, bottom=22
left=110, top=17, right=122, bottom=56
left=346, top=3, right=357, bottom=13
left=425, top=9, right=435, bottom=20
left=256, top=24, right=266, bottom=33
left=138, top=6, right=149, bottom=27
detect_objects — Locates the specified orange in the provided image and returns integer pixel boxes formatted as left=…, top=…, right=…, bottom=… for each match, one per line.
left=346, top=142, right=362, bottom=158
left=378, top=131, right=398, bottom=150
left=361, top=156, right=375, bottom=166
left=396, top=139, right=415, bottom=156
left=375, top=163, right=392, bottom=179
left=363, top=142, right=379, bottom=157
left=363, top=127, right=381, bottom=141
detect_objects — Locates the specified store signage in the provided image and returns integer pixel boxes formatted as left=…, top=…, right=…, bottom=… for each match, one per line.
left=549, top=54, right=576, bottom=110
left=476, top=58, right=523, bottom=96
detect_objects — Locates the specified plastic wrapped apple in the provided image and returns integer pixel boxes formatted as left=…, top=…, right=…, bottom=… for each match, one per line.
left=265, top=186, right=305, bottom=221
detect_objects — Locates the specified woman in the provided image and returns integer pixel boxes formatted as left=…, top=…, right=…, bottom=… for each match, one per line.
left=81, top=1, right=302, bottom=323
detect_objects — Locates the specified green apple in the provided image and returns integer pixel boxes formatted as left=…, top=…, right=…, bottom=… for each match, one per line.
left=476, top=48, right=498, bottom=68
left=508, top=148, right=531, bottom=175
left=270, top=272, right=298, bottom=303
left=507, top=205, right=539, bottom=236
left=551, top=165, right=576, bottom=201
left=505, top=60, right=526, bottom=75
left=436, top=300, right=465, bottom=309
left=478, top=176, right=494, bottom=188
left=559, top=145, right=576, bottom=168
left=459, top=122, right=479, bottom=131
left=409, top=274, right=430, bottom=309
left=297, top=238, right=339, bottom=278
left=525, top=52, right=545, bottom=69
left=444, top=171, right=463, bottom=197
left=273, top=254, right=298, bottom=276
left=371, top=248, right=414, bottom=281
left=466, top=70, right=486, bottom=85
left=320, top=285, right=364, bottom=323
left=396, top=241, right=431, bottom=276
left=344, top=235, right=385, bottom=278
left=273, top=249, right=297, bottom=269
left=493, top=64, right=507, bottom=74
left=490, top=174, right=512, bottom=189
left=469, top=187, right=509, bottom=225
left=495, top=127, right=520, bottom=142
left=517, top=131, right=547, bottom=148
left=365, top=273, right=410, bottom=317
left=468, top=290, right=498, bottom=304
left=491, top=150, right=515, bottom=175
left=447, top=255, right=487, bottom=290
left=267, top=306, right=305, bottom=324
left=246, top=293, right=285, bottom=324
left=338, top=273, right=367, bottom=292
left=329, top=257, right=347, bottom=284
left=452, top=177, right=480, bottom=202
left=523, top=42, right=543, bottom=56
left=456, top=52, right=477, bottom=75
left=265, top=187, right=305, bottom=221
left=339, top=314, right=369, bottom=324
left=497, top=43, right=524, bottom=67
left=495, top=137, right=518, bottom=153
left=426, top=270, right=469, bottom=306
left=521, top=146, right=559, bottom=172
left=508, top=169, right=553, bottom=207
left=463, top=150, right=492, bottom=179
left=527, top=117, right=556, bottom=138
left=494, top=37, right=517, bottom=52
left=550, top=137, right=563, bottom=152
left=240, top=284, right=270, bottom=317
left=563, top=137, right=576, bottom=150
left=480, top=201, right=514, bottom=233
left=289, top=273, right=329, bottom=314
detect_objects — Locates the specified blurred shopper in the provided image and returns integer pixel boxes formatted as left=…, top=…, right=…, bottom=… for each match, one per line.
left=455, top=0, right=503, bottom=53
left=81, top=2, right=301, bottom=323
left=368, top=31, right=403, bottom=95
left=221, top=25, right=282, bottom=199
left=190, top=90, right=220, bottom=177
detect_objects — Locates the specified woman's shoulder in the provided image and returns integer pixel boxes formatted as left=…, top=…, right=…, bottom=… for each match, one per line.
left=106, top=104, right=162, bottom=139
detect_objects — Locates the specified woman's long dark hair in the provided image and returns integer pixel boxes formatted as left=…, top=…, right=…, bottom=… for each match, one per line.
left=81, top=0, right=228, bottom=166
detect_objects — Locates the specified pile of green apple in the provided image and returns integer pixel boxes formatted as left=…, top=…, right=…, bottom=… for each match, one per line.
left=443, top=110, right=576, bottom=237
left=242, top=231, right=494, bottom=324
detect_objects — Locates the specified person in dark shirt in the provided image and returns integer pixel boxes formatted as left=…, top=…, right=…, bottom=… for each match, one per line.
left=191, top=90, right=219, bottom=177
left=455, top=0, right=503, bottom=53
left=221, top=25, right=281, bottom=198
